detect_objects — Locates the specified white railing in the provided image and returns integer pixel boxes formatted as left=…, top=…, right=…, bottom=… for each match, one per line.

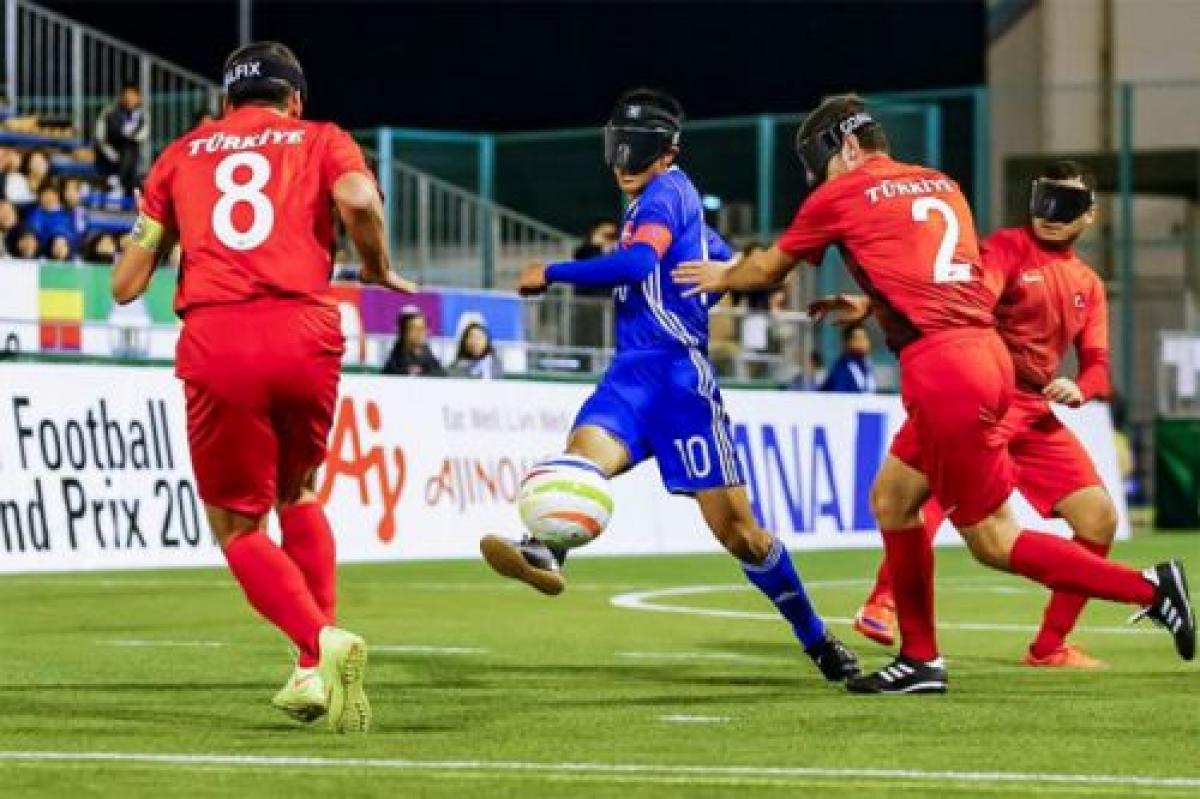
left=388, top=159, right=578, bottom=288
left=4, top=0, right=219, bottom=155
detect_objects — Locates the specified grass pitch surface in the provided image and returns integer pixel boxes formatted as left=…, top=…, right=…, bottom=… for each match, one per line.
left=1, top=535, right=1198, bottom=797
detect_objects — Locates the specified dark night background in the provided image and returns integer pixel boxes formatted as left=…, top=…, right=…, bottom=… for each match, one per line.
left=39, top=1, right=985, bottom=132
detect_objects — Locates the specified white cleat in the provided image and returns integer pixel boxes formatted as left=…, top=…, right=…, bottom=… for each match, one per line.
left=317, top=626, right=371, bottom=734
left=271, top=665, right=328, bottom=725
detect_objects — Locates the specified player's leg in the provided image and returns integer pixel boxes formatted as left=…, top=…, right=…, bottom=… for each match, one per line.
left=693, top=484, right=859, bottom=681
left=1012, top=419, right=1116, bottom=667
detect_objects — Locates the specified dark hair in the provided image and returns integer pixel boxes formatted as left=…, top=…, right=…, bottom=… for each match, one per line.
left=797, top=93, right=889, bottom=154
left=223, top=41, right=303, bottom=109
left=397, top=308, right=426, bottom=345
left=20, top=148, right=50, bottom=173
left=842, top=322, right=868, bottom=342
left=454, top=322, right=493, bottom=363
left=1039, top=159, right=1095, bottom=192
left=613, top=87, right=685, bottom=126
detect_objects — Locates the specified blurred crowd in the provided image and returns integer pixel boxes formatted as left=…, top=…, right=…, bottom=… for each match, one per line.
left=382, top=307, right=504, bottom=380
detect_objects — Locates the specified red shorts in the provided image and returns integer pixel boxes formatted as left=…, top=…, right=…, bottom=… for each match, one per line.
left=1000, top=390, right=1103, bottom=516
left=176, top=298, right=344, bottom=517
left=888, top=328, right=1015, bottom=527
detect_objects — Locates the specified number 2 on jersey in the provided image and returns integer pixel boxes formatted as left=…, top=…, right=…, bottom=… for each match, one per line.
left=212, top=152, right=274, bottom=251
left=911, top=197, right=971, bottom=284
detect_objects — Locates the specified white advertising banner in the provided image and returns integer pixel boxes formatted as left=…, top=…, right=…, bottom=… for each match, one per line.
left=0, top=363, right=1129, bottom=573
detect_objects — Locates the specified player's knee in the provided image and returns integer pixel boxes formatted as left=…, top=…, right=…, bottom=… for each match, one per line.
left=870, top=483, right=917, bottom=529
left=1076, top=499, right=1118, bottom=545
left=714, top=519, right=772, bottom=564
left=961, top=524, right=1012, bottom=570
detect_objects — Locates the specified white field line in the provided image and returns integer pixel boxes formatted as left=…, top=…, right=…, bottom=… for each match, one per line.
left=97, top=640, right=488, bottom=655
left=2, top=578, right=651, bottom=593
left=610, top=583, right=1158, bottom=635
left=0, top=751, right=1196, bottom=791
left=658, top=714, right=731, bottom=724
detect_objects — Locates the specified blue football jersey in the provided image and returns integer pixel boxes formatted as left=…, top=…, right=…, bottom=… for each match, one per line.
left=613, top=167, right=726, bottom=353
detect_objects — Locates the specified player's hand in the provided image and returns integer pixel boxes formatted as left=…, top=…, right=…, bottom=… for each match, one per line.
left=1043, top=377, right=1084, bottom=407
left=672, top=259, right=732, bottom=298
left=517, top=261, right=549, bottom=296
left=808, top=293, right=872, bottom=326
left=384, top=273, right=419, bottom=294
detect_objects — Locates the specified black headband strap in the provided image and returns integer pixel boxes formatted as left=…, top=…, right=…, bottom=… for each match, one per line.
left=224, top=55, right=306, bottom=100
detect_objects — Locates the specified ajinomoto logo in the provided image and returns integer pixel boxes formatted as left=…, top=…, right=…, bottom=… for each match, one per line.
left=317, top=397, right=406, bottom=543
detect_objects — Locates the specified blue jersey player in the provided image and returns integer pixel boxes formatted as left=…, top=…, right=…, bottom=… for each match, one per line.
left=480, top=89, right=859, bottom=682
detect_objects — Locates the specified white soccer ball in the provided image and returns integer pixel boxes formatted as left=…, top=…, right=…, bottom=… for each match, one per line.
left=517, top=455, right=613, bottom=549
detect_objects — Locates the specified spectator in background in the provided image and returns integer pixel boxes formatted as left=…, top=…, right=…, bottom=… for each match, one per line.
left=46, top=234, right=73, bottom=262
left=0, top=200, right=19, bottom=255
left=24, top=183, right=73, bottom=248
left=60, top=177, right=89, bottom=240
left=790, top=349, right=827, bottom=391
left=20, top=149, right=51, bottom=199
left=14, top=229, right=39, bottom=259
left=450, top=321, right=503, bottom=379
left=820, top=323, right=877, bottom=393
left=94, top=82, right=148, bottom=196
left=0, top=147, right=30, bottom=203
left=383, top=307, right=445, bottom=377
left=82, top=232, right=119, bottom=264
left=572, top=218, right=620, bottom=260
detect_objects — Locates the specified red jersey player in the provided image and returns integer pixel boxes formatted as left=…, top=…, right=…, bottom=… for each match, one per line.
left=111, top=42, right=413, bottom=732
left=851, top=161, right=1121, bottom=669
left=674, top=94, right=1194, bottom=694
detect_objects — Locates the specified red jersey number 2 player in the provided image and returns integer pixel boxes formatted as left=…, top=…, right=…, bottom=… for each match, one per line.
left=853, top=161, right=1125, bottom=669
left=674, top=94, right=1194, bottom=694
left=111, top=42, right=414, bottom=731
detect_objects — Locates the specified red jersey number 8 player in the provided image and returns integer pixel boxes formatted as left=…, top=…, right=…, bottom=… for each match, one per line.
left=112, top=42, right=415, bottom=733
left=673, top=94, right=1194, bottom=695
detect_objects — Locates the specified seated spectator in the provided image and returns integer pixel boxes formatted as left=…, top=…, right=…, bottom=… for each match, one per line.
left=60, top=177, right=90, bottom=240
left=0, top=199, right=19, bottom=255
left=820, top=323, right=877, bottom=393
left=94, top=83, right=148, bottom=196
left=450, top=322, right=503, bottom=379
left=21, top=149, right=51, bottom=198
left=382, top=307, right=445, bottom=377
left=46, top=234, right=74, bottom=262
left=24, top=183, right=74, bottom=247
left=82, top=232, right=119, bottom=264
left=0, top=146, right=30, bottom=204
left=14, top=229, right=39, bottom=259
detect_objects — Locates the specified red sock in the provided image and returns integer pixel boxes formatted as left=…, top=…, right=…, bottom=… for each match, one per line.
left=881, top=526, right=938, bottom=661
left=224, top=531, right=326, bottom=664
left=280, top=502, right=337, bottom=620
left=1009, top=531, right=1153, bottom=606
left=1029, top=538, right=1112, bottom=658
left=865, top=499, right=943, bottom=609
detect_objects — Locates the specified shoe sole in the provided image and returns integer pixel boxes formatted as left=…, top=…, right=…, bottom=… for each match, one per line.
left=846, top=681, right=948, bottom=695
left=271, top=698, right=327, bottom=725
left=853, top=616, right=895, bottom=648
left=480, top=535, right=565, bottom=596
left=327, top=639, right=371, bottom=734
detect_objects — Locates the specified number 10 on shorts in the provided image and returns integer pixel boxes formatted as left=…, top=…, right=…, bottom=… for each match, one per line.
left=673, top=436, right=712, bottom=479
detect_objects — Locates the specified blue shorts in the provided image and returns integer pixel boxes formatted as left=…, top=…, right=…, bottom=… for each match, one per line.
left=574, top=348, right=745, bottom=494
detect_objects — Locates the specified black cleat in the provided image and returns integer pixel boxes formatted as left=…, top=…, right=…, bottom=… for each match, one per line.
left=805, top=632, right=861, bottom=682
left=1131, top=560, right=1195, bottom=661
left=480, top=534, right=567, bottom=596
left=846, top=655, right=948, bottom=695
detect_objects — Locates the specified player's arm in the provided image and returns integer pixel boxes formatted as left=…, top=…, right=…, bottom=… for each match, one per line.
left=1067, top=276, right=1112, bottom=404
left=517, top=223, right=669, bottom=296
left=333, top=172, right=416, bottom=294
left=808, top=293, right=873, bottom=326
left=111, top=209, right=177, bottom=305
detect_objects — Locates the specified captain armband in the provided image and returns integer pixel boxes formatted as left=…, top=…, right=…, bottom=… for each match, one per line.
left=130, top=214, right=166, bottom=251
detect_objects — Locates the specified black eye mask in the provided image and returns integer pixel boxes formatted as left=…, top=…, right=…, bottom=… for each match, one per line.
left=1030, top=180, right=1093, bottom=223
left=794, top=111, right=876, bottom=188
left=603, top=99, right=682, bottom=174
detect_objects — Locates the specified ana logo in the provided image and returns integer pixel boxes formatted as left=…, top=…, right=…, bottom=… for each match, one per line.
left=318, top=397, right=406, bottom=543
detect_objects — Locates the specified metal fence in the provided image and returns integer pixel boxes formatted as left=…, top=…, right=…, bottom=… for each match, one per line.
left=3, top=0, right=218, bottom=155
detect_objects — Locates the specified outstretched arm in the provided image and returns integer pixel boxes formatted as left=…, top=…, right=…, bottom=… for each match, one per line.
left=672, top=244, right=799, bottom=297
left=517, top=243, right=660, bottom=296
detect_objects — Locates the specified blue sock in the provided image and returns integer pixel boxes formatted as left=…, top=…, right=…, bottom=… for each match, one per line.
left=742, top=538, right=826, bottom=648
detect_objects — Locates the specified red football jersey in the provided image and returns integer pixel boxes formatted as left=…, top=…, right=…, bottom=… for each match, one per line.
left=778, top=154, right=1002, bottom=352
left=986, top=226, right=1110, bottom=400
left=141, top=105, right=370, bottom=316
